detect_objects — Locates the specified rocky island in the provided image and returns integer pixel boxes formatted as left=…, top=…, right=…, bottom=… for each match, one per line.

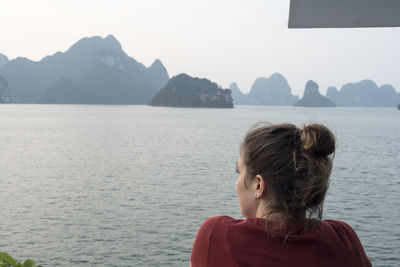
left=151, top=73, right=233, bottom=108
left=294, top=80, right=335, bottom=107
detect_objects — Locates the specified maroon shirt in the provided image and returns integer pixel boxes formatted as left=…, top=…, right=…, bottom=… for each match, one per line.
left=191, top=216, right=372, bottom=267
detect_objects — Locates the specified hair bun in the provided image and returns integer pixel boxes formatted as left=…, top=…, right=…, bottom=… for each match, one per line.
left=301, top=124, right=335, bottom=158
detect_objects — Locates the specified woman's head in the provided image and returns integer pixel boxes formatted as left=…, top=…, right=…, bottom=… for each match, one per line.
left=236, top=123, right=336, bottom=225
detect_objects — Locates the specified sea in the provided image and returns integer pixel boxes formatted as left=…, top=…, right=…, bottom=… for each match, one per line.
left=0, top=104, right=399, bottom=266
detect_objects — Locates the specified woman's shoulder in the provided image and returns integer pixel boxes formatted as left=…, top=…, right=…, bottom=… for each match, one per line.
left=323, top=219, right=353, bottom=227
left=195, top=216, right=264, bottom=246
left=197, top=216, right=239, bottom=233
left=191, top=216, right=240, bottom=265
left=201, top=217, right=360, bottom=237
left=202, top=215, right=238, bottom=225
left=321, top=219, right=360, bottom=238
left=200, top=216, right=264, bottom=230
left=202, top=215, right=236, bottom=224
left=321, top=219, right=371, bottom=265
left=192, top=216, right=266, bottom=266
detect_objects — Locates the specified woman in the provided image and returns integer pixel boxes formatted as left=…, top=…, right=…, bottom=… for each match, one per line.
left=191, top=123, right=371, bottom=267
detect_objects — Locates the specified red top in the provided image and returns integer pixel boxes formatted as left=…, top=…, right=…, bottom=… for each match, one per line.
left=191, top=216, right=372, bottom=267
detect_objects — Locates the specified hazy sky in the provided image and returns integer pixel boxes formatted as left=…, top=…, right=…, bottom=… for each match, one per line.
left=1, top=0, right=399, bottom=96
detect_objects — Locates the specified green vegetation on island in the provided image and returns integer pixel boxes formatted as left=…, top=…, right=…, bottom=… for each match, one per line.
left=0, top=252, right=42, bottom=267
left=151, top=73, right=233, bottom=108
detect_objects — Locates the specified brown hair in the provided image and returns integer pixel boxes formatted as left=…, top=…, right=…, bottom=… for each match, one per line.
left=241, top=123, right=335, bottom=226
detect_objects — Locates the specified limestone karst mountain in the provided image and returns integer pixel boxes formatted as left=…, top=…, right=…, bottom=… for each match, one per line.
left=294, top=80, right=335, bottom=107
left=229, top=73, right=298, bottom=106
left=247, top=73, right=298, bottom=105
left=229, top=82, right=246, bottom=105
left=0, top=35, right=169, bottom=104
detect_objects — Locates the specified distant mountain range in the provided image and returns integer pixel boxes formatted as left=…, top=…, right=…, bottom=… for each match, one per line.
left=326, top=80, right=399, bottom=107
left=231, top=75, right=400, bottom=108
left=0, top=35, right=169, bottom=104
left=0, top=35, right=399, bottom=107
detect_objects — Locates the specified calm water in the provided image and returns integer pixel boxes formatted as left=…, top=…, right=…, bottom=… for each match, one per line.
left=0, top=105, right=399, bottom=266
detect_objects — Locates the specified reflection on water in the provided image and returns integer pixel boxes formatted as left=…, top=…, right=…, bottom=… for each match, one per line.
left=0, top=105, right=399, bottom=266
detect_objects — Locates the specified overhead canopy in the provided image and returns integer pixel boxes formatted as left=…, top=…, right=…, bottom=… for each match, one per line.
left=289, top=0, right=400, bottom=28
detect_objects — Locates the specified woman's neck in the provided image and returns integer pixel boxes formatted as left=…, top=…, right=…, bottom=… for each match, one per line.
left=255, top=200, right=286, bottom=222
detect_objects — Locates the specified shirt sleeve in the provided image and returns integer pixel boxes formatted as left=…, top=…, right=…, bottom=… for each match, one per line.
left=328, top=220, right=372, bottom=267
left=191, top=217, right=219, bottom=267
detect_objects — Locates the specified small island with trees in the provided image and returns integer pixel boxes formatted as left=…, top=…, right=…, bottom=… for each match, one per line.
left=151, top=73, right=233, bottom=108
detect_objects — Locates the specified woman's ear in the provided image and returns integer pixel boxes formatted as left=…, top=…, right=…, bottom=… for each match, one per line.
left=255, top=174, right=267, bottom=199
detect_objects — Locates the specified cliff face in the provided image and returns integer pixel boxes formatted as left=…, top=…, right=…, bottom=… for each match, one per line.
left=0, top=35, right=169, bottom=104
left=0, top=74, right=10, bottom=103
left=294, top=80, right=335, bottom=107
left=151, top=73, right=233, bottom=108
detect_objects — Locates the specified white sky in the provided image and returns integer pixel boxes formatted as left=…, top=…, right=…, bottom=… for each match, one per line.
left=1, top=0, right=399, bottom=96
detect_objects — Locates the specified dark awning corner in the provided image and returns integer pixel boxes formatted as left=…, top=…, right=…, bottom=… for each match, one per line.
left=289, top=0, right=400, bottom=28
